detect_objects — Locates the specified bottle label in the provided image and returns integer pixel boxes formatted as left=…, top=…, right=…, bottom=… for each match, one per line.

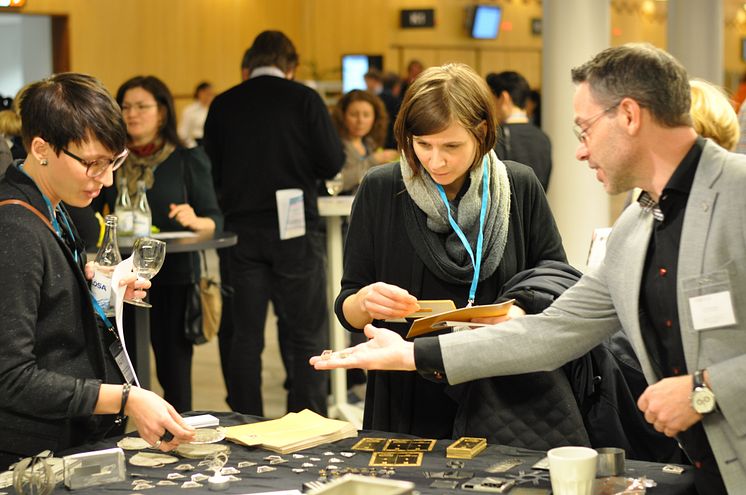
left=91, top=270, right=113, bottom=313
left=116, top=210, right=134, bottom=235
left=133, top=214, right=151, bottom=237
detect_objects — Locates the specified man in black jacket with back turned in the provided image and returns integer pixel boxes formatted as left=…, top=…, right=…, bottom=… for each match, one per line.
left=204, top=31, right=344, bottom=416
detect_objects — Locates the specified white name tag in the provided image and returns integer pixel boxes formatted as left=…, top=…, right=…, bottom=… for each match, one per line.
left=276, top=189, right=306, bottom=240
left=688, top=290, right=737, bottom=331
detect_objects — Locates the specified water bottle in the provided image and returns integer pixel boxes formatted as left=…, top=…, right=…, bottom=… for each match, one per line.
left=132, top=180, right=152, bottom=238
left=91, top=215, right=122, bottom=317
left=114, top=175, right=133, bottom=237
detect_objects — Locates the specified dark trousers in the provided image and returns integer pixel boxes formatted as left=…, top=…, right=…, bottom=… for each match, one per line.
left=124, top=284, right=193, bottom=412
left=218, top=222, right=329, bottom=417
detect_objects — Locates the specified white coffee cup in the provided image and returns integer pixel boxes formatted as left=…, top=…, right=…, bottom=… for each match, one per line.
left=547, top=446, right=598, bottom=495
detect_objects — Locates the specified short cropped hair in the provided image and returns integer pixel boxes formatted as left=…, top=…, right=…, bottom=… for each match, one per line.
left=194, top=81, right=212, bottom=100
left=689, top=79, right=740, bottom=151
left=116, top=75, right=181, bottom=148
left=242, top=31, right=298, bottom=73
left=394, top=63, right=497, bottom=176
left=20, top=72, right=126, bottom=154
left=485, top=71, right=531, bottom=109
left=332, top=89, right=389, bottom=147
left=571, top=43, right=692, bottom=128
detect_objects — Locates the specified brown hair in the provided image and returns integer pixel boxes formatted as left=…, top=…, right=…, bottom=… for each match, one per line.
left=241, top=30, right=298, bottom=73
left=332, top=90, right=389, bottom=148
left=20, top=73, right=126, bottom=154
left=571, top=43, right=692, bottom=128
left=393, top=63, right=497, bottom=176
left=116, top=75, right=182, bottom=148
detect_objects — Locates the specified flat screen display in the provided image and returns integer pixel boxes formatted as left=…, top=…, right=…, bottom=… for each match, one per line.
left=470, top=5, right=502, bottom=39
left=341, top=55, right=383, bottom=93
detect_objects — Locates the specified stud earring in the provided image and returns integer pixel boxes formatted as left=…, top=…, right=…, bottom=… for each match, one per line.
left=40, top=159, right=48, bottom=166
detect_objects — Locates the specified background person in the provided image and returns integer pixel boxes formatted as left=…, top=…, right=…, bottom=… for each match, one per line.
left=487, top=71, right=552, bottom=191
left=0, top=72, right=194, bottom=468
left=331, top=89, right=398, bottom=194
left=204, top=30, right=344, bottom=417
left=334, top=63, right=588, bottom=445
left=178, top=81, right=215, bottom=148
left=98, top=75, right=223, bottom=413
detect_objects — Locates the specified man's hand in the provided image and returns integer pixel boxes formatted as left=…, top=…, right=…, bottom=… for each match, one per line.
left=638, top=375, right=701, bottom=437
left=310, top=325, right=416, bottom=371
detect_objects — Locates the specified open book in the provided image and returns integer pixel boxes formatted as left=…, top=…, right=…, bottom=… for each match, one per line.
left=405, top=299, right=514, bottom=338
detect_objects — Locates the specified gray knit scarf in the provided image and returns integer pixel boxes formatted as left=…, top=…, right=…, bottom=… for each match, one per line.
left=400, top=149, right=511, bottom=286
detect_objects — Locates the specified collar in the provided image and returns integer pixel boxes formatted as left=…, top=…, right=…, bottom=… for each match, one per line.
left=249, top=66, right=287, bottom=79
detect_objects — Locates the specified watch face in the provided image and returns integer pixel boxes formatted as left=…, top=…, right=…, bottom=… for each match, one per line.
left=692, top=387, right=716, bottom=414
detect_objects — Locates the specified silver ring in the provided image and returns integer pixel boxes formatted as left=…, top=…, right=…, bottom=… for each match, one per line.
left=152, top=439, right=162, bottom=449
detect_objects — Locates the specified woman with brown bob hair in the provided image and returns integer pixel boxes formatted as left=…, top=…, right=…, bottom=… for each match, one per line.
left=331, top=90, right=398, bottom=194
left=330, top=63, right=588, bottom=446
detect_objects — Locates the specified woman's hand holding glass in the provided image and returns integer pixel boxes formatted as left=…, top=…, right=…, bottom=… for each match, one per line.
left=124, top=237, right=166, bottom=308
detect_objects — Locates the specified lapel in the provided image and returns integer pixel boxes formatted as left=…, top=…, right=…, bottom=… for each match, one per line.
left=677, top=140, right=723, bottom=369
left=615, top=209, right=658, bottom=379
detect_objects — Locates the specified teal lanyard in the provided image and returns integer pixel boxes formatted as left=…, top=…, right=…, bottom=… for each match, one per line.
left=18, top=163, right=113, bottom=329
left=434, top=156, right=490, bottom=306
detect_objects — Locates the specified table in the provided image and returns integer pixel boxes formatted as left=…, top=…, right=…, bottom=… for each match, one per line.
left=53, top=412, right=696, bottom=494
left=317, top=196, right=363, bottom=428
left=123, top=231, right=237, bottom=389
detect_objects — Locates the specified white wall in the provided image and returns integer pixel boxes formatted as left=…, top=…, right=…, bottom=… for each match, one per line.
left=0, top=13, right=52, bottom=99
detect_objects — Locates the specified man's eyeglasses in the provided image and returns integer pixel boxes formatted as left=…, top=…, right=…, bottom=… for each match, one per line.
left=572, top=102, right=620, bottom=143
left=63, top=148, right=129, bottom=178
left=121, top=103, right=157, bottom=113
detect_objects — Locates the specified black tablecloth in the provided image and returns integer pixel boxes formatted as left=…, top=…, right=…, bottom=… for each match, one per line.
left=53, top=411, right=695, bottom=494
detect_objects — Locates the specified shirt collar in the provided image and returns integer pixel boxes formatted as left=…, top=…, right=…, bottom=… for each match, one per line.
left=249, top=66, right=287, bottom=80
left=636, top=136, right=705, bottom=222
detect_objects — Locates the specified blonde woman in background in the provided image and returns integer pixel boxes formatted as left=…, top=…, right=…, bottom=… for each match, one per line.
left=689, top=79, right=739, bottom=150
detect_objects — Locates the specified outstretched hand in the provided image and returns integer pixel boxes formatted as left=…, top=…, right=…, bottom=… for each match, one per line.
left=310, top=325, right=416, bottom=371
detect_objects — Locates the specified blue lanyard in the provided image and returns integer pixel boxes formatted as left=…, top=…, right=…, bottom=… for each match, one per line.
left=435, top=156, right=490, bottom=306
left=18, top=163, right=113, bottom=328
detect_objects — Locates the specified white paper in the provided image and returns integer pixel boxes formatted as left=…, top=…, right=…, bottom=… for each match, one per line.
left=276, top=189, right=305, bottom=240
left=153, top=231, right=198, bottom=239
left=586, top=227, right=612, bottom=270
left=111, top=255, right=140, bottom=387
left=688, top=290, right=737, bottom=331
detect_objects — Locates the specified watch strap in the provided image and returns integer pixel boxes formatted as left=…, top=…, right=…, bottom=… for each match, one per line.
left=693, top=369, right=707, bottom=389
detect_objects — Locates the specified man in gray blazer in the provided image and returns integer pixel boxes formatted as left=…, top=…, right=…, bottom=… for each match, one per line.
left=312, top=43, right=745, bottom=494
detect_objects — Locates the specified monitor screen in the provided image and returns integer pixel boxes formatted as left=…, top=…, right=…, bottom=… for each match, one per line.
left=470, top=5, right=502, bottom=39
left=341, top=55, right=383, bottom=93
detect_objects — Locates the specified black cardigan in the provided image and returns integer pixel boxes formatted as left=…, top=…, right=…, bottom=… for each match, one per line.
left=334, top=161, right=586, bottom=443
left=0, top=165, right=122, bottom=461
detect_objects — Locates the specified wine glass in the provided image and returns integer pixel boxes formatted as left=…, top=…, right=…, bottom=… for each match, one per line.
left=325, top=172, right=344, bottom=196
left=124, top=237, right=166, bottom=308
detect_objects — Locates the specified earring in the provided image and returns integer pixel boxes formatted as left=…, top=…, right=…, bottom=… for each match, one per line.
left=40, top=159, right=48, bottom=166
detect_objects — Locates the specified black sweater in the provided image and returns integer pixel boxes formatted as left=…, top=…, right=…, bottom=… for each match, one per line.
left=0, top=165, right=121, bottom=460
left=204, top=75, right=344, bottom=229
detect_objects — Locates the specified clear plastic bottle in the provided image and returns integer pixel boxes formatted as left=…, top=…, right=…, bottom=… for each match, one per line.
left=91, top=215, right=122, bottom=317
left=132, top=180, right=152, bottom=238
left=114, top=175, right=133, bottom=237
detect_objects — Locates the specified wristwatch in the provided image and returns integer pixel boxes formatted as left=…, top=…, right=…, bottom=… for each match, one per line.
left=691, top=369, right=717, bottom=414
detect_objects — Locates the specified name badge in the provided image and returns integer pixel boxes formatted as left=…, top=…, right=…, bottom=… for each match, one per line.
left=688, top=290, right=737, bottom=331
left=109, top=339, right=136, bottom=384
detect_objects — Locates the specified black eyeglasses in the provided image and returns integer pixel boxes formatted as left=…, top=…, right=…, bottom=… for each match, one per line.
left=572, top=102, right=620, bottom=143
left=62, top=147, right=129, bottom=178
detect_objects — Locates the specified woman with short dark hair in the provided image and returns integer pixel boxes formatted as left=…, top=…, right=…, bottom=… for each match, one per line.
left=0, top=73, right=194, bottom=468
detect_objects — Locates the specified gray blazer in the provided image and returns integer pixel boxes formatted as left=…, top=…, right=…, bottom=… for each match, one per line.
left=438, top=139, right=746, bottom=491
